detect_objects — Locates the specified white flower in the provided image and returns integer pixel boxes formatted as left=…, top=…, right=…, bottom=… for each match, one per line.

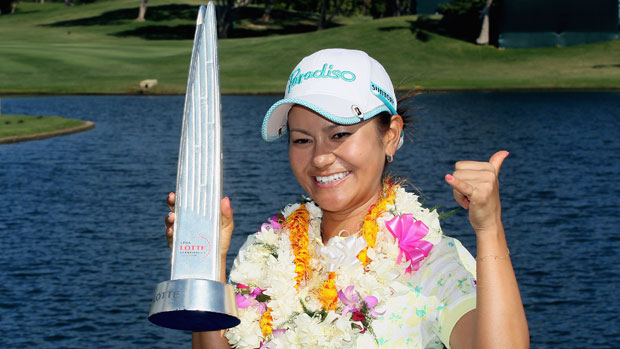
left=282, top=202, right=301, bottom=218
left=306, top=201, right=323, bottom=218
left=256, top=223, right=280, bottom=246
left=229, top=254, right=264, bottom=286
left=225, top=307, right=263, bottom=348
left=328, top=310, right=358, bottom=342
left=394, top=187, right=422, bottom=212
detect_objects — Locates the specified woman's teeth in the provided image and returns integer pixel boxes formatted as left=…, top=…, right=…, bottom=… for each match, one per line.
left=315, top=172, right=350, bottom=184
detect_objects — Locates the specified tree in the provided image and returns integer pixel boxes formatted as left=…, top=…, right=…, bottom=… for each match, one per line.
left=317, top=0, right=359, bottom=30
left=370, top=0, right=402, bottom=18
left=437, top=0, right=489, bottom=43
left=216, top=0, right=235, bottom=38
left=476, top=0, right=493, bottom=45
left=261, top=0, right=272, bottom=22
left=0, top=0, right=14, bottom=15
left=136, top=0, right=148, bottom=22
left=318, top=0, right=328, bottom=29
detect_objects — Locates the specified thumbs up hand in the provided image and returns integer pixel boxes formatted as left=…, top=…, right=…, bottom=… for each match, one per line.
left=445, top=150, right=509, bottom=235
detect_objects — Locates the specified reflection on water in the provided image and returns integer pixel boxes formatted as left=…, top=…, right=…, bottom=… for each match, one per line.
left=0, top=93, right=618, bottom=347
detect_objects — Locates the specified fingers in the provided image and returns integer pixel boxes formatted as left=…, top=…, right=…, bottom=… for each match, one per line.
left=454, top=150, right=508, bottom=174
left=166, top=225, right=173, bottom=248
left=165, top=212, right=175, bottom=228
left=445, top=174, right=472, bottom=209
left=167, top=192, right=176, bottom=212
left=165, top=192, right=176, bottom=248
left=221, top=197, right=234, bottom=232
left=445, top=150, right=509, bottom=210
left=445, top=151, right=508, bottom=233
left=164, top=195, right=234, bottom=251
left=220, top=197, right=234, bottom=255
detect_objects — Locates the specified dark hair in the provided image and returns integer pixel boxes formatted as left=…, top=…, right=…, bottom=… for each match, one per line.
left=376, top=92, right=420, bottom=179
left=375, top=92, right=419, bottom=143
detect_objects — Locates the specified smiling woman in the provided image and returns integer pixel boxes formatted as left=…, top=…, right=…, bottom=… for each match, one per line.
left=166, top=48, right=529, bottom=349
left=287, top=106, right=400, bottom=243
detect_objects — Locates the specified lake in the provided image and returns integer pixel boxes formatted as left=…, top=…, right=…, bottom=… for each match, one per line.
left=0, top=92, right=618, bottom=348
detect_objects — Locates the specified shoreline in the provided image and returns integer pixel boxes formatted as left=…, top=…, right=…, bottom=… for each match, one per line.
left=0, top=121, right=96, bottom=145
left=1, top=86, right=620, bottom=98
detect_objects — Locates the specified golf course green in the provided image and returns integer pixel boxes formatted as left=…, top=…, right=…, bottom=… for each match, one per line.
left=1, top=1, right=618, bottom=142
left=1, top=0, right=619, bottom=95
left=0, top=114, right=94, bottom=144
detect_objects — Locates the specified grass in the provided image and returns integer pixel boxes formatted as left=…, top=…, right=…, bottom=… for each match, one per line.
left=0, top=114, right=87, bottom=139
left=0, top=0, right=619, bottom=94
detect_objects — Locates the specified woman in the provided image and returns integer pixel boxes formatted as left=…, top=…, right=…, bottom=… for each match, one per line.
left=165, top=49, right=529, bottom=348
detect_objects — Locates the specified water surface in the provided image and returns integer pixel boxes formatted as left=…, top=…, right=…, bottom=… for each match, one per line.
left=1, top=93, right=618, bottom=347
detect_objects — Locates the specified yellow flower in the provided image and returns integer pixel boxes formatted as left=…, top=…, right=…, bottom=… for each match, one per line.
left=260, top=308, right=273, bottom=337
left=358, top=179, right=397, bottom=266
left=318, top=272, right=339, bottom=311
left=286, top=204, right=311, bottom=290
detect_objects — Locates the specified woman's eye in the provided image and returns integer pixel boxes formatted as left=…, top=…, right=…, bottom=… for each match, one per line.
left=332, top=132, right=351, bottom=140
left=292, top=138, right=310, bottom=144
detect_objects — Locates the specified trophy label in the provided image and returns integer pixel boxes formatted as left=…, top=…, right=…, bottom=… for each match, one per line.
left=178, top=237, right=212, bottom=259
left=152, top=290, right=181, bottom=303
left=171, top=211, right=218, bottom=279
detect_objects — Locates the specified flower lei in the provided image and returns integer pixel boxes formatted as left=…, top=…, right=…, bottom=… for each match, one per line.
left=286, top=205, right=311, bottom=290
left=226, top=181, right=442, bottom=348
left=285, top=180, right=397, bottom=312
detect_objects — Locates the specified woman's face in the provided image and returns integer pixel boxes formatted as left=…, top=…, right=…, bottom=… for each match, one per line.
left=288, top=105, right=395, bottom=215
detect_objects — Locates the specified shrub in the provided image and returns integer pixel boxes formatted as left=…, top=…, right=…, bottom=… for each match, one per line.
left=437, top=0, right=490, bottom=43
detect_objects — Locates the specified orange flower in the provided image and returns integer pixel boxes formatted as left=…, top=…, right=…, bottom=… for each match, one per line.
left=318, top=272, right=338, bottom=311
left=358, top=179, right=397, bottom=266
left=260, top=308, right=273, bottom=337
left=286, top=204, right=311, bottom=290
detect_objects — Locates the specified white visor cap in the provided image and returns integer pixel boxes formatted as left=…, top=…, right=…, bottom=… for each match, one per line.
left=262, top=48, right=397, bottom=141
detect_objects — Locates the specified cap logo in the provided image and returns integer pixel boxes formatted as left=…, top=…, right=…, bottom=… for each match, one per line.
left=370, top=81, right=396, bottom=114
left=351, top=105, right=363, bottom=118
left=288, top=63, right=356, bottom=93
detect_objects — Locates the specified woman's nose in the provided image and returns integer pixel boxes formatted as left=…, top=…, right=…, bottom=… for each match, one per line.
left=312, top=143, right=336, bottom=169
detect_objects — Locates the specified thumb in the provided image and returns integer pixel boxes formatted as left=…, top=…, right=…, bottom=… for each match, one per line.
left=221, top=197, right=234, bottom=230
left=489, top=150, right=509, bottom=175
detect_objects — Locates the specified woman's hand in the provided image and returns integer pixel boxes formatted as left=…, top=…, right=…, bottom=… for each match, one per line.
left=166, top=193, right=235, bottom=348
left=445, top=150, right=509, bottom=235
left=165, top=192, right=176, bottom=247
left=164, top=192, right=235, bottom=257
left=445, top=151, right=529, bottom=348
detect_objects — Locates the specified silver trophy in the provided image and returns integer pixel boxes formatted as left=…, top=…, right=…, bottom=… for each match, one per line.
left=148, top=2, right=240, bottom=332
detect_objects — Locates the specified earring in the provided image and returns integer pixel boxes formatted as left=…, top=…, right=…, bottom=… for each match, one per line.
left=386, top=154, right=394, bottom=163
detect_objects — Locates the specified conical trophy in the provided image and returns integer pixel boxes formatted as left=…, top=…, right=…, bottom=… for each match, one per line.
left=148, top=2, right=240, bottom=332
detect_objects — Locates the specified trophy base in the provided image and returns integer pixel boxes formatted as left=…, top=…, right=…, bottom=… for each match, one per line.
left=148, top=279, right=240, bottom=332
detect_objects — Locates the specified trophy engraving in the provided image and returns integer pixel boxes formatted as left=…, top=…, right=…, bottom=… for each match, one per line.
left=148, top=2, right=240, bottom=332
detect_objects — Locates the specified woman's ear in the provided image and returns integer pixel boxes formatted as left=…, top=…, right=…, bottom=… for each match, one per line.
left=384, top=114, right=404, bottom=156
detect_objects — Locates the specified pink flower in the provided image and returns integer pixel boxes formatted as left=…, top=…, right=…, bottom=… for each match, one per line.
left=268, top=215, right=282, bottom=229
left=385, top=214, right=434, bottom=273
left=235, top=293, right=251, bottom=308
left=250, top=287, right=264, bottom=297
left=261, top=215, right=283, bottom=231
left=235, top=286, right=267, bottom=311
left=363, top=296, right=385, bottom=317
left=338, top=285, right=360, bottom=314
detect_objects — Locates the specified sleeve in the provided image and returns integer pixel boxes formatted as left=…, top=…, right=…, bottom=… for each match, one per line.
left=418, top=236, right=477, bottom=348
